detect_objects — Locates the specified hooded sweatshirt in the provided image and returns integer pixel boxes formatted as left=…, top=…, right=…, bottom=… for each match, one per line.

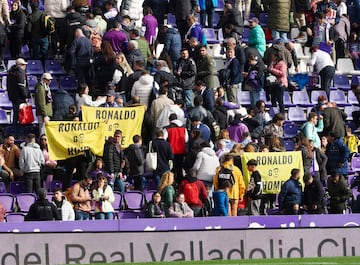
left=19, top=142, right=44, bottom=173
left=131, top=74, right=159, bottom=107
left=193, top=147, right=220, bottom=183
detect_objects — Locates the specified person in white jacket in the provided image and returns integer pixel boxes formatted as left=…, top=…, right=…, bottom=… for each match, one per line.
left=52, top=187, right=75, bottom=221
left=92, top=173, right=115, bottom=219
left=75, top=83, right=106, bottom=112
left=192, top=142, right=220, bottom=188
left=131, top=72, right=159, bottom=107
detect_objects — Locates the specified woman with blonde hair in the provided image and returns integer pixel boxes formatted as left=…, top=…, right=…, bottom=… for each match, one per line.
left=158, top=171, right=175, bottom=216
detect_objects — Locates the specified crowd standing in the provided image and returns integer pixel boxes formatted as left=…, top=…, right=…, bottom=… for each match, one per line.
left=0, top=0, right=360, bottom=221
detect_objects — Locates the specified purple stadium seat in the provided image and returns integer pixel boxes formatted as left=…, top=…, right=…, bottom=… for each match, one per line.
left=112, top=191, right=123, bottom=211
left=0, top=92, right=13, bottom=109
left=344, top=106, right=360, bottom=120
left=6, top=212, right=26, bottom=222
left=237, top=91, right=251, bottom=105
left=16, top=193, right=37, bottom=212
left=44, top=60, right=66, bottom=75
left=292, top=90, right=312, bottom=107
left=0, top=76, right=6, bottom=92
left=269, top=106, right=279, bottom=118
left=27, top=75, right=38, bottom=93
left=118, top=210, right=145, bottom=219
left=217, top=28, right=224, bottom=42
left=21, top=45, right=30, bottom=59
left=202, top=28, right=219, bottom=44
left=288, top=106, right=306, bottom=122
left=333, top=74, right=351, bottom=90
left=351, top=155, right=360, bottom=172
left=0, top=193, right=15, bottom=212
left=284, top=139, right=295, bottom=151
left=329, top=90, right=351, bottom=106
left=49, top=77, right=59, bottom=91
left=348, top=90, right=359, bottom=105
left=26, top=60, right=44, bottom=75
left=123, top=191, right=144, bottom=210
left=167, top=13, right=176, bottom=27
left=0, top=109, right=8, bottom=124
left=10, top=181, right=25, bottom=194
left=242, top=28, right=250, bottom=43
left=49, top=180, right=63, bottom=192
left=283, top=91, right=295, bottom=107
left=351, top=74, right=360, bottom=86
left=283, top=123, right=299, bottom=138
left=144, top=190, right=157, bottom=203
left=259, top=90, right=271, bottom=106
left=212, top=12, right=221, bottom=27
left=7, top=60, right=15, bottom=70
left=215, top=0, right=225, bottom=11
left=60, top=75, right=77, bottom=92
left=259, top=13, right=268, bottom=27
left=311, top=90, right=327, bottom=104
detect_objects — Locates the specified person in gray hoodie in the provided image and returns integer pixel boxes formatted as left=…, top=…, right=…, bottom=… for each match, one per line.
left=19, top=133, right=45, bottom=194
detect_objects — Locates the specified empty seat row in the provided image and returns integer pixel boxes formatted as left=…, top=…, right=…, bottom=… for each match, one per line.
left=5, top=59, right=66, bottom=76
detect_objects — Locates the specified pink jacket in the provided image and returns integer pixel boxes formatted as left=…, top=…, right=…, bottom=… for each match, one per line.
left=270, top=60, right=288, bottom=88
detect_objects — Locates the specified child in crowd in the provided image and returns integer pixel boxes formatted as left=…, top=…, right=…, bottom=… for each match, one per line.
left=244, top=55, right=263, bottom=107
left=245, top=159, right=262, bottom=215
left=88, top=158, right=110, bottom=182
left=212, top=180, right=232, bottom=216
left=344, top=127, right=360, bottom=157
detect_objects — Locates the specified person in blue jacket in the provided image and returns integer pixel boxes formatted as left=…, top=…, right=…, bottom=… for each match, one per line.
left=212, top=180, right=232, bottom=216
left=278, top=168, right=302, bottom=215
left=198, top=0, right=218, bottom=27
left=325, top=131, right=350, bottom=178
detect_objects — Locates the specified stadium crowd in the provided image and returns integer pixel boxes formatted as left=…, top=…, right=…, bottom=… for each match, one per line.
left=1, top=0, right=360, bottom=221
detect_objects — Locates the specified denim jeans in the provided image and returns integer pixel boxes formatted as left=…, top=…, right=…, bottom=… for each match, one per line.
left=31, top=36, right=49, bottom=60
left=271, top=30, right=289, bottom=43
left=95, top=212, right=114, bottom=220
left=113, top=173, right=125, bottom=192
left=200, top=8, right=215, bottom=27
left=75, top=210, right=90, bottom=220
left=182, top=89, right=194, bottom=110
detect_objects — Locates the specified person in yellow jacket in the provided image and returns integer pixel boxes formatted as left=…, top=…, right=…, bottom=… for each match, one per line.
left=213, top=153, right=246, bottom=216
left=344, top=127, right=360, bottom=155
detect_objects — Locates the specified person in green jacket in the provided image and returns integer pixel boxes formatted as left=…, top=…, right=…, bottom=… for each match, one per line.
left=35, top=73, right=53, bottom=136
left=158, top=171, right=176, bottom=217
left=248, top=17, right=266, bottom=57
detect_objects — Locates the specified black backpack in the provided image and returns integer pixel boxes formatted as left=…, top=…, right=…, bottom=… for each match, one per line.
left=40, top=13, right=56, bottom=36
left=218, top=166, right=235, bottom=186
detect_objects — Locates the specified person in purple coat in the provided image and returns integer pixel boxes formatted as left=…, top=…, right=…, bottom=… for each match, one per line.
left=103, top=21, right=129, bottom=53
left=142, top=6, right=158, bottom=49
left=227, top=113, right=250, bottom=143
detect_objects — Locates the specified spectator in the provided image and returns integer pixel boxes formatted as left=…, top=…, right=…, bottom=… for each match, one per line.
left=262, top=113, right=285, bottom=144
left=296, top=134, right=313, bottom=175
left=333, top=14, right=351, bottom=58
left=278, top=168, right=302, bottom=215
left=300, top=112, right=324, bottom=148
left=213, top=153, right=246, bottom=216
left=198, top=0, right=217, bottom=27
left=142, top=6, right=158, bottom=49
left=129, top=28, right=153, bottom=65
left=158, top=171, right=176, bottom=217
left=111, top=52, right=134, bottom=99
left=0, top=134, right=21, bottom=180
left=195, top=45, right=215, bottom=89
left=103, top=130, right=126, bottom=191
left=162, top=25, right=182, bottom=70
left=163, top=113, right=188, bottom=184
left=174, top=48, right=197, bottom=110
left=179, top=168, right=208, bottom=217
left=92, top=173, right=115, bottom=219
left=156, top=99, right=185, bottom=129
left=103, top=0, right=118, bottom=21
left=131, top=71, right=158, bottom=108
left=153, top=60, right=177, bottom=101
left=169, top=0, right=199, bottom=41
left=125, top=135, right=145, bottom=191
left=100, top=89, right=120, bottom=108
left=151, top=129, right=174, bottom=189
left=75, top=83, right=106, bottom=113
left=244, top=54, right=264, bottom=107
left=215, top=139, right=230, bottom=159
left=326, top=131, right=350, bottom=177
left=35, top=73, right=53, bottom=136
left=71, top=176, right=93, bottom=220
left=293, top=0, right=311, bottom=40
left=213, top=98, right=228, bottom=130
left=151, top=86, right=174, bottom=127
left=227, top=113, right=250, bottom=143
left=0, top=0, right=8, bottom=70
left=327, top=171, right=352, bottom=214
left=263, top=39, right=294, bottom=70
left=212, top=179, right=232, bottom=216
left=308, top=46, right=335, bottom=99
left=245, top=159, right=262, bottom=216
left=322, top=102, right=347, bottom=138
left=194, top=80, right=215, bottom=113
left=64, top=6, right=86, bottom=48
left=189, top=115, right=211, bottom=143
left=169, top=192, right=194, bottom=217
left=19, top=134, right=45, bottom=194
left=102, top=21, right=128, bottom=54
left=51, top=187, right=75, bottom=221
left=303, top=173, right=326, bottom=214
left=67, top=28, right=92, bottom=85
left=344, top=127, right=360, bottom=155
left=8, top=0, right=26, bottom=58
left=185, top=14, right=205, bottom=46
left=93, top=8, right=107, bottom=36
left=39, top=134, right=57, bottom=190
left=224, top=48, right=241, bottom=103
left=126, top=40, right=146, bottom=69
left=145, top=191, right=165, bottom=218
left=25, top=188, right=61, bottom=221
left=248, top=17, right=266, bottom=57
left=266, top=0, right=291, bottom=41
left=217, top=2, right=243, bottom=41
left=87, top=158, right=110, bottom=181
left=267, top=50, right=288, bottom=114
left=192, top=142, right=220, bottom=188
left=142, top=0, right=169, bottom=26
left=0, top=153, right=12, bottom=190
left=7, top=58, right=30, bottom=138
left=52, top=88, right=75, bottom=121
left=309, top=139, right=328, bottom=184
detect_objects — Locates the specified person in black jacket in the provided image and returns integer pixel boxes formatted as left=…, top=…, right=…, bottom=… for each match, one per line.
left=303, top=173, right=326, bottom=214
left=25, top=188, right=61, bottom=221
left=245, top=159, right=262, bottom=215
left=103, top=130, right=125, bottom=192
left=7, top=58, right=30, bottom=138
left=145, top=191, right=165, bottom=218
left=125, top=135, right=145, bottom=191
left=213, top=98, right=228, bottom=130
left=194, top=80, right=215, bottom=113
left=8, top=1, right=26, bottom=59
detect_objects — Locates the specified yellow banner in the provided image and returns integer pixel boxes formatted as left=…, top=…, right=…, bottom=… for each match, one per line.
left=81, top=105, right=145, bottom=149
left=45, top=121, right=107, bottom=160
left=241, top=151, right=304, bottom=194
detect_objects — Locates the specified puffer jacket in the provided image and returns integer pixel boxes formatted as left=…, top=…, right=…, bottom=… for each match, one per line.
left=266, top=0, right=291, bottom=32
left=164, top=27, right=182, bottom=61
left=192, top=147, right=220, bottom=183
left=131, top=74, right=159, bottom=107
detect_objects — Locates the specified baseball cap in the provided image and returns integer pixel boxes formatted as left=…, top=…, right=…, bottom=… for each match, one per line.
left=15, top=58, right=28, bottom=65
left=42, top=73, right=53, bottom=80
left=248, top=17, right=259, bottom=24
